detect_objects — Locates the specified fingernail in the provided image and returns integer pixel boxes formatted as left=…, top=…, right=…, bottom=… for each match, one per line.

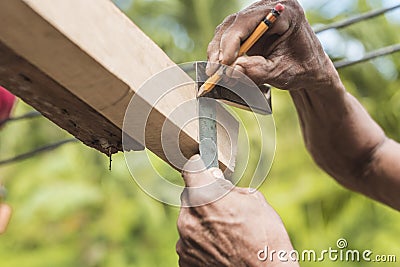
left=233, top=51, right=238, bottom=60
left=225, top=65, right=234, bottom=77
left=190, top=154, right=201, bottom=160
left=211, top=169, right=224, bottom=179
left=248, top=188, right=257, bottom=194
left=232, top=65, right=243, bottom=79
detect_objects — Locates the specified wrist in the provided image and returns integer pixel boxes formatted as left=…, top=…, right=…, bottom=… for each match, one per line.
left=289, top=73, right=347, bottom=124
left=304, top=53, right=344, bottom=92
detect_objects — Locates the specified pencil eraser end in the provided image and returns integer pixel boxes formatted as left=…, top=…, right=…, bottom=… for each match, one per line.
left=275, top=3, right=285, bottom=12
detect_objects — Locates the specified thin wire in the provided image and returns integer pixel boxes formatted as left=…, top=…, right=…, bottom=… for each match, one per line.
left=0, top=111, right=41, bottom=125
left=334, top=43, right=400, bottom=69
left=0, top=138, right=78, bottom=166
left=314, top=4, right=400, bottom=34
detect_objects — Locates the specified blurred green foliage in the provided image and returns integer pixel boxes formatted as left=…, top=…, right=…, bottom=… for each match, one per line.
left=1, top=0, right=399, bottom=266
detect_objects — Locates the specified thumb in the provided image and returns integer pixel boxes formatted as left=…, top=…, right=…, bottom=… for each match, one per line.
left=233, top=56, right=278, bottom=86
left=181, top=155, right=217, bottom=188
left=181, top=155, right=233, bottom=207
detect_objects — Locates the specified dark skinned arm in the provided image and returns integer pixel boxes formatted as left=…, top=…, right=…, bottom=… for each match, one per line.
left=206, top=0, right=400, bottom=210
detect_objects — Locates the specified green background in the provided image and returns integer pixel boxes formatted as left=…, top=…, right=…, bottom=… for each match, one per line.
left=1, top=0, right=399, bottom=266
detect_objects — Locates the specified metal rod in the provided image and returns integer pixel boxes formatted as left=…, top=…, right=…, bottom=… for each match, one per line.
left=196, top=63, right=218, bottom=169
left=198, top=98, right=218, bottom=169
left=334, top=43, right=400, bottom=69
left=315, top=4, right=400, bottom=34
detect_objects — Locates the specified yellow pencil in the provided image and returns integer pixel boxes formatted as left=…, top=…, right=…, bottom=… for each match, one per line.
left=198, top=3, right=285, bottom=97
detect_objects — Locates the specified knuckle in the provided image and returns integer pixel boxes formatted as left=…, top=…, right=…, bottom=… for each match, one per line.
left=177, top=215, right=189, bottom=232
left=214, top=24, right=223, bottom=35
left=207, top=40, right=217, bottom=55
left=176, top=239, right=184, bottom=255
left=177, top=215, right=185, bottom=230
left=190, top=187, right=223, bottom=206
left=224, top=13, right=238, bottom=25
left=177, top=213, right=198, bottom=237
left=215, top=178, right=234, bottom=191
left=214, top=13, right=237, bottom=35
left=188, top=189, right=209, bottom=206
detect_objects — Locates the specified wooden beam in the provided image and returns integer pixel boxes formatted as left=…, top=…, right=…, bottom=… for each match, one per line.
left=0, top=0, right=238, bottom=172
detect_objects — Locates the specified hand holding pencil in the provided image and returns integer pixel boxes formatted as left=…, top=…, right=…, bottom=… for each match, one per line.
left=198, top=3, right=285, bottom=97
left=205, top=0, right=335, bottom=92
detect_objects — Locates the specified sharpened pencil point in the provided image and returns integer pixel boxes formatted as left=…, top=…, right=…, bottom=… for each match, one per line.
left=197, top=85, right=206, bottom=98
left=198, top=82, right=216, bottom=97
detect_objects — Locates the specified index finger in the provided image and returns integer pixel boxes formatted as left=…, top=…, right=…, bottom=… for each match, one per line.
left=206, top=14, right=237, bottom=76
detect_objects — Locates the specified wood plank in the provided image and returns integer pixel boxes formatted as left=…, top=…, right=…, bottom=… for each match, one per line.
left=0, top=0, right=238, bottom=172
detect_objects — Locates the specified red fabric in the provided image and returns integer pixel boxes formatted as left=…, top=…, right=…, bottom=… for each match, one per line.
left=0, top=86, right=16, bottom=125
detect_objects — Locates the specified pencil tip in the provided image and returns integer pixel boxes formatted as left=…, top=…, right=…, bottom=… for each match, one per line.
left=197, top=86, right=205, bottom=98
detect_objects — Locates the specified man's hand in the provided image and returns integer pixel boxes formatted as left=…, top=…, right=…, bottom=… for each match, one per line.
left=207, top=0, right=336, bottom=90
left=176, top=155, right=298, bottom=267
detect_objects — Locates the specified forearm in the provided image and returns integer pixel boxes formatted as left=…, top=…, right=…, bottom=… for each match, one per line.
left=289, top=59, right=400, bottom=209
